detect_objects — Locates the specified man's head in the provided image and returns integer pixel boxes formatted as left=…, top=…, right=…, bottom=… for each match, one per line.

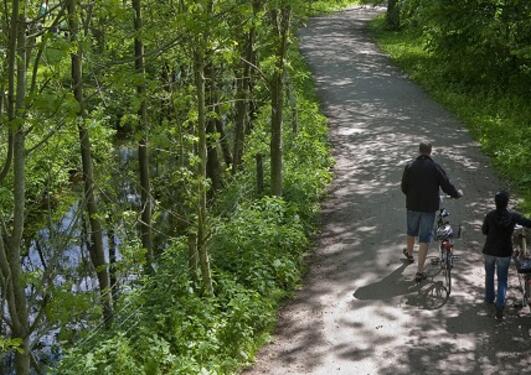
left=495, top=191, right=509, bottom=210
left=419, top=142, right=432, bottom=155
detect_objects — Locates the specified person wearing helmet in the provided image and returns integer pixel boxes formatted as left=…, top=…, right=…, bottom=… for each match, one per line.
left=401, top=142, right=463, bottom=282
left=482, top=191, right=531, bottom=319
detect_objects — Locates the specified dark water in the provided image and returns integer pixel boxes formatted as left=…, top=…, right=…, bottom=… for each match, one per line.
left=1, top=146, right=138, bottom=374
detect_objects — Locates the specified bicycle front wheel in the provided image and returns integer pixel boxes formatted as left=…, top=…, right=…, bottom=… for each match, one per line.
left=525, top=276, right=531, bottom=308
left=443, top=252, right=452, bottom=296
left=515, top=272, right=527, bottom=309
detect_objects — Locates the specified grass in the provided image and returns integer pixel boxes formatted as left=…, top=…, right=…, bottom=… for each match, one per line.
left=369, top=16, right=531, bottom=215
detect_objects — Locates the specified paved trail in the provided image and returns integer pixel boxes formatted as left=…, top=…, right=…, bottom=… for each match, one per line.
left=243, top=6, right=531, bottom=375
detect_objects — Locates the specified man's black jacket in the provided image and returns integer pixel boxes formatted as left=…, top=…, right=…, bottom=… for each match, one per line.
left=482, top=209, right=531, bottom=257
left=401, top=154, right=459, bottom=213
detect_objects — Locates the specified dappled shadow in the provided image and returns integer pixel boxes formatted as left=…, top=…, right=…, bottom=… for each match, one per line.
left=245, top=5, right=528, bottom=375
left=377, top=299, right=531, bottom=375
left=402, top=280, right=450, bottom=310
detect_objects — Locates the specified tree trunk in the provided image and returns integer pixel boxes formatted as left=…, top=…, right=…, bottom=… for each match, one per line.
left=232, top=64, right=247, bottom=173
left=246, top=0, right=261, bottom=132
left=215, top=110, right=232, bottom=168
left=287, top=73, right=298, bottom=135
left=256, top=153, right=264, bottom=194
left=205, top=64, right=223, bottom=192
left=193, top=50, right=213, bottom=296
left=206, top=120, right=223, bottom=193
left=232, top=0, right=260, bottom=171
left=0, top=0, right=20, bottom=185
left=132, top=0, right=154, bottom=268
left=270, top=7, right=291, bottom=197
left=67, top=0, right=113, bottom=326
left=386, top=0, right=400, bottom=30
left=13, top=7, right=30, bottom=374
left=108, top=228, right=119, bottom=306
left=12, top=131, right=30, bottom=375
left=0, top=2, right=33, bottom=372
left=188, top=232, right=198, bottom=283
left=0, top=130, right=13, bottom=184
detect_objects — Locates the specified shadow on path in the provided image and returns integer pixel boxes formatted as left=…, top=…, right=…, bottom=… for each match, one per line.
left=353, top=262, right=419, bottom=301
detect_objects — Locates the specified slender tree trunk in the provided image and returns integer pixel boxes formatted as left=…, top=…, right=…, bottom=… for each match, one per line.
left=193, top=50, right=213, bottom=296
left=0, top=120, right=14, bottom=185
left=270, top=7, right=291, bottom=197
left=215, top=110, right=232, bottom=168
left=205, top=64, right=222, bottom=192
left=34, top=240, right=47, bottom=271
left=0, top=0, right=19, bottom=184
left=67, top=0, right=113, bottom=326
left=206, top=120, right=222, bottom=193
left=13, top=7, right=30, bottom=374
left=0, top=2, right=33, bottom=372
left=386, top=0, right=400, bottom=30
left=232, top=65, right=247, bottom=173
left=132, top=0, right=154, bottom=268
left=256, top=153, right=264, bottom=194
left=188, top=232, right=198, bottom=283
left=270, top=74, right=283, bottom=196
left=108, top=228, right=119, bottom=306
left=287, top=73, right=298, bottom=135
left=246, top=0, right=261, bottom=132
left=232, top=0, right=259, bottom=172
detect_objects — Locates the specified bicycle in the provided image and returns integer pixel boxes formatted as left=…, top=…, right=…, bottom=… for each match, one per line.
left=512, top=225, right=531, bottom=309
left=430, top=203, right=461, bottom=296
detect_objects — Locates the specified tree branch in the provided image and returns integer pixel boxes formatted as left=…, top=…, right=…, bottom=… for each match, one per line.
left=0, top=130, right=14, bottom=184
left=239, top=56, right=270, bottom=87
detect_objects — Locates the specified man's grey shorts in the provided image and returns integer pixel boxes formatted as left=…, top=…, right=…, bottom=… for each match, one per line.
left=407, top=210, right=436, bottom=243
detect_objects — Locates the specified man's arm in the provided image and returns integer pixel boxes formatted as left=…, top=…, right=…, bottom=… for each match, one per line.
left=400, top=163, right=411, bottom=194
left=436, top=164, right=460, bottom=198
left=514, top=213, right=531, bottom=228
left=401, top=164, right=409, bottom=195
left=482, top=214, right=489, bottom=235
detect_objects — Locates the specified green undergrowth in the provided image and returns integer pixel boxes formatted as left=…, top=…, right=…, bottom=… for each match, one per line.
left=369, top=16, right=531, bottom=215
left=306, top=0, right=377, bottom=16
left=57, top=31, right=333, bottom=375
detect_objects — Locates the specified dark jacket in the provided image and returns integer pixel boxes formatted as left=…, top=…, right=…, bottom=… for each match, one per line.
left=482, top=209, right=531, bottom=257
left=401, top=155, right=460, bottom=213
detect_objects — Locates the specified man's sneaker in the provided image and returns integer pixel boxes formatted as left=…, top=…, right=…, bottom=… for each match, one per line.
left=495, top=308, right=504, bottom=320
left=402, top=248, right=414, bottom=263
left=414, top=272, right=427, bottom=283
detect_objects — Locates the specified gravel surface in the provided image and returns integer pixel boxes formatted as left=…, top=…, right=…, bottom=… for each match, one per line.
left=242, top=6, right=531, bottom=375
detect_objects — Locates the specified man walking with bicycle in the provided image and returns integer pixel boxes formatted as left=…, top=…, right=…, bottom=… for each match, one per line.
left=401, top=142, right=463, bottom=282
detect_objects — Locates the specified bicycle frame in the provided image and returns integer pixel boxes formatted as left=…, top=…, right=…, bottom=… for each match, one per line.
left=433, top=207, right=460, bottom=296
left=513, top=225, right=531, bottom=309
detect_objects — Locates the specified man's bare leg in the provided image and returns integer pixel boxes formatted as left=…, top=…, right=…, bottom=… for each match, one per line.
left=406, top=235, right=415, bottom=257
left=417, top=242, right=429, bottom=273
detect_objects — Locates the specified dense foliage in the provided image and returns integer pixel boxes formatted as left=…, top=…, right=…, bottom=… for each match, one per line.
left=377, top=0, right=531, bottom=212
left=55, top=44, right=333, bottom=375
left=400, top=0, right=531, bottom=88
left=58, top=51, right=331, bottom=374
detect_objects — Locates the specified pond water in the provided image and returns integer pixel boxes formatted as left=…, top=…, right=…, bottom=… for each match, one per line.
left=1, top=145, right=139, bottom=374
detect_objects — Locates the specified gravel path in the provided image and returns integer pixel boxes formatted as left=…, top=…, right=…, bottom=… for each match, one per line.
left=243, top=6, right=531, bottom=375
